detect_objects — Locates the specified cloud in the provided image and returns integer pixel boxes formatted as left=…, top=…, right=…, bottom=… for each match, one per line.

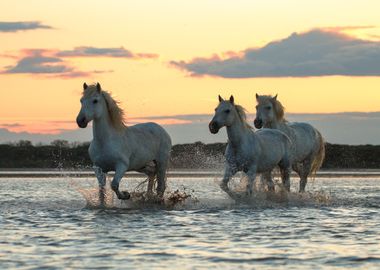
left=57, top=47, right=134, bottom=58
left=0, top=21, right=52, bottom=32
left=56, top=46, right=158, bottom=59
left=1, top=46, right=157, bottom=78
left=1, top=49, right=114, bottom=78
left=0, top=123, right=24, bottom=128
left=4, top=54, right=72, bottom=74
left=127, top=117, right=192, bottom=126
left=0, top=119, right=78, bottom=134
left=1, top=50, right=89, bottom=78
left=171, top=29, right=380, bottom=78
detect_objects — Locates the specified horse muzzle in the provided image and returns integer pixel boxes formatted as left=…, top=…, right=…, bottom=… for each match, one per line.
left=254, top=118, right=263, bottom=129
left=76, top=116, right=88, bottom=128
left=209, top=121, right=220, bottom=134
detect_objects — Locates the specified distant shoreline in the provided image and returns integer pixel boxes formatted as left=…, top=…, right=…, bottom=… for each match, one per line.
left=2, top=142, right=380, bottom=170
left=1, top=169, right=380, bottom=178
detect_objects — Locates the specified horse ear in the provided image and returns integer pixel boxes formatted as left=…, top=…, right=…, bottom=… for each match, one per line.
left=272, top=94, right=278, bottom=101
left=96, top=83, right=101, bottom=93
left=229, top=95, right=234, bottom=104
left=255, top=93, right=259, bottom=100
left=83, top=82, right=88, bottom=90
left=218, top=95, right=224, bottom=102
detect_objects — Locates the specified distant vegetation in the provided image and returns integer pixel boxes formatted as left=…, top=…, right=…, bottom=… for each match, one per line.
left=1, top=140, right=380, bottom=169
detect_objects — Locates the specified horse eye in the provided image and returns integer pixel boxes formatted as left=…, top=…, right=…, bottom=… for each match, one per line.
left=225, top=109, right=230, bottom=114
left=93, top=99, right=98, bottom=104
left=265, top=106, right=271, bottom=110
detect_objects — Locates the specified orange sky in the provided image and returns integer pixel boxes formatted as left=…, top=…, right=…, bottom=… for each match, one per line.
left=1, top=0, right=380, bottom=135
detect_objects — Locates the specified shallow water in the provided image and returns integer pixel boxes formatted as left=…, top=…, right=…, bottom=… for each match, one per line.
left=0, top=174, right=379, bottom=269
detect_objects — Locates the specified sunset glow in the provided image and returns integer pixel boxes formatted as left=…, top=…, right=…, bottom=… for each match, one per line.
left=1, top=0, right=380, bottom=143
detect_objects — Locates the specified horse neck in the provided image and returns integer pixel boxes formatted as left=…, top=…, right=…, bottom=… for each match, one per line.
left=226, top=114, right=251, bottom=147
left=92, top=112, right=119, bottom=144
left=264, top=117, right=286, bottom=129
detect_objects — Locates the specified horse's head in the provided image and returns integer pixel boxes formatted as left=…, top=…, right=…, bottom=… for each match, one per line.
left=209, top=95, right=236, bottom=134
left=76, top=82, right=106, bottom=128
left=254, top=93, right=283, bottom=129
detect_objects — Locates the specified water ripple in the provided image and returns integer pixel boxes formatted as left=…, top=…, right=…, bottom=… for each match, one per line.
left=0, top=176, right=379, bottom=269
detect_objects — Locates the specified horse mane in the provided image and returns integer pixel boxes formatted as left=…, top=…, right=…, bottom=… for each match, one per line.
left=259, top=95, right=286, bottom=122
left=83, top=85, right=126, bottom=130
left=234, top=104, right=253, bottom=130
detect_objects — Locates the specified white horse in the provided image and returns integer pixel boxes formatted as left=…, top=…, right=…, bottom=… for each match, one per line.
left=254, top=94, right=325, bottom=192
left=209, top=95, right=292, bottom=195
left=76, top=83, right=172, bottom=203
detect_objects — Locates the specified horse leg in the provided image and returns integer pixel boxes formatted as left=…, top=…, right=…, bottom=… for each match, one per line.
left=246, top=165, right=257, bottom=196
left=262, top=171, right=275, bottom=192
left=156, top=160, right=168, bottom=198
left=279, top=158, right=291, bottom=192
left=299, top=158, right=313, bottom=192
left=221, top=164, right=235, bottom=193
left=147, top=174, right=156, bottom=198
left=111, top=164, right=130, bottom=200
left=94, top=166, right=106, bottom=205
left=280, top=167, right=291, bottom=192
left=141, top=161, right=157, bottom=198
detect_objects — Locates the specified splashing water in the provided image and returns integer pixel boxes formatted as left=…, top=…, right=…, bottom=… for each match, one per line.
left=212, top=173, right=332, bottom=208
left=1, top=173, right=379, bottom=269
left=69, top=177, right=114, bottom=208
left=69, top=176, right=198, bottom=209
left=69, top=172, right=332, bottom=211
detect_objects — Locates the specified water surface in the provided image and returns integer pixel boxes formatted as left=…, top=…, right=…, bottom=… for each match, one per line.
left=0, top=174, right=379, bottom=269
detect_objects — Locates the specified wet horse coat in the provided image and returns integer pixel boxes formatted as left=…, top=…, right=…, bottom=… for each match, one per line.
left=254, top=94, right=325, bottom=192
left=76, top=83, right=172, bottom=203
left=209, top=95, right=292, bottom=195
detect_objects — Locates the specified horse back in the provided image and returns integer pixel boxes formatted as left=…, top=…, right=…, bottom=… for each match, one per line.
left=287, top=122, right=322, bottom=161
left=128, top=122, right=172, bottom=149
left=118, top=122, right=171, bottom=171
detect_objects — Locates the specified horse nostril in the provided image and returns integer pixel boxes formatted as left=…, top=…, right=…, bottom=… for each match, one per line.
left=254, top=119, right=262, bottom=128
left=76, top=116, right=87, bottom=128
left=209, top=121, right=219, bottom=133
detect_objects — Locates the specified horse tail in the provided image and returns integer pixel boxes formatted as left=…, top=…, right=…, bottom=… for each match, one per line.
left=310, top=130, right=325, bottom=178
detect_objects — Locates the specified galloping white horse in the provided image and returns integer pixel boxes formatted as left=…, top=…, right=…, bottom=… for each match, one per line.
left=209, top=95, right=292, bottom=195
left=76, top=83, right=172, bottom=203
left=254, top=94, right=325, bottom=192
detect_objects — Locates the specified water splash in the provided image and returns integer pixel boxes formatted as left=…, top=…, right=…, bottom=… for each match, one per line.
left=213, top=174, right=332, bottom=208
left=69, top=178, right=115, bottom=208
left=70, top=176, right=197, bottom=209
left=69, top=172, right=332, bottom=210
left=227, top=189, right=332, bottom=208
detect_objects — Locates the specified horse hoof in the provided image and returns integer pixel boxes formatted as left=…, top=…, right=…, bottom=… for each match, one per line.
left=118, top=191, right=131, bottom=200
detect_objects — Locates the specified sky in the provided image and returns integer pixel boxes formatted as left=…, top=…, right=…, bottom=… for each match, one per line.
left=0, top=0, right=380, bottom=145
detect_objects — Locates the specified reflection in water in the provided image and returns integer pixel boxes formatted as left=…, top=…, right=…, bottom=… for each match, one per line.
left=0, top=175, right=379, bottom=269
